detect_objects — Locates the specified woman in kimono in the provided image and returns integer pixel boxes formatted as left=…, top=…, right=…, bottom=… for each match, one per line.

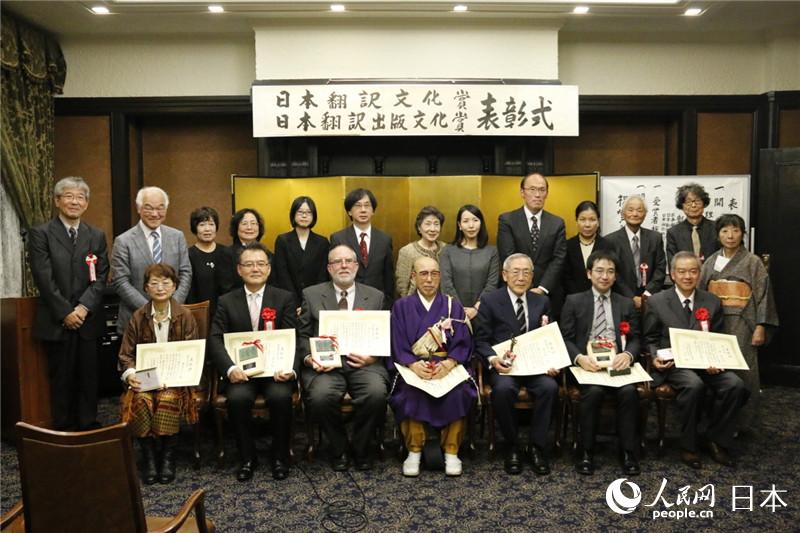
left=389, top=256, right=477, bottom=477
left=700, top=214, right=779, bottom=433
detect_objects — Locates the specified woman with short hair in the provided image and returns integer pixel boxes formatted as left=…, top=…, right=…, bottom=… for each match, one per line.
left=395, top=205, right=447, bottom=298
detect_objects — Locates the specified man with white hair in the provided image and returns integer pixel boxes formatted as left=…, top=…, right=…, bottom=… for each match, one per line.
left=29, top=176, right=109, bottom=430
left=111, top=186, right=192, bottom=333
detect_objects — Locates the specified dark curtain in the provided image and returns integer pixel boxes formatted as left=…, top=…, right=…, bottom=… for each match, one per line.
left=1, top=13, right=66, bottom=295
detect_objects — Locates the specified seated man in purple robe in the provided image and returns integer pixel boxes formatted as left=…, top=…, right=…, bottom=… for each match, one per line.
left=389, top=256, right=477, bottom=477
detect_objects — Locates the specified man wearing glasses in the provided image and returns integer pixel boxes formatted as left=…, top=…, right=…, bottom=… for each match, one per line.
left=297, top=244, right=388, bottom=472
left=666, top=183, right=720, bottom=266
left=111, top=186, right=192, bottom=333
left=210, top=242, right=297, bottom=481
left=497, top=173, right=567, bottom=312
left=474, top=253, right=559, bottom=475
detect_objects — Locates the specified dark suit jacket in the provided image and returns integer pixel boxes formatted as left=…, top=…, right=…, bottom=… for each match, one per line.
left=474, top=286, right=551, bottom=364
left=562, top=235, right=614, bottom=296
left=666, top=218, right=719, bottom=265
left=496, top=207, right=567, bottom=293
left=329, top=226, right=394, bottom=306
left=605, top=226, right=666, bottom=297
left=642, top=288, right=724, bottom=357
left=272, top=230, right=330, bottom=306
left=209, top=285, right=298, bottom=376
left=559, top=290, right=641, bottom=364
left=28, top=218, right=109, bottom=341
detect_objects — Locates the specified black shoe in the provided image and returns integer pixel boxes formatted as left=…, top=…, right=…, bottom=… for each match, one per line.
left=680, top=449, right=702, bottom=470
left=504, top=449, right=523, bottom=475
left=706, top=442, right=735, bottom=467
left=621, top=450, right=640, bottom=476
left=236, top=460, right=258, bottom=482
left=331, top=453, right=349, bottom=472
left=158, top=435, right=178, bottom=484
left=530, top=445, right=551, bottom=475
left=354, top=455, right=373, bottom=471
left=575, top=450, right=595, bottom=476
left=138, top=438, right=158, bottom=485
left=271, top=458, right=289, bottom=480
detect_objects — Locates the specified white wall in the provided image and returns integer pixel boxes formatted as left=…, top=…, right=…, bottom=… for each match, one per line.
left=254, top=18, right=560, bottom=81
left=765, top=33, right=800, bottom=92
left=61, top=34, right=255, bottom=97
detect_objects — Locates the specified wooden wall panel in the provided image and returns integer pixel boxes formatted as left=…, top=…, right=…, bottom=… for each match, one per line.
left=140, top=116, right=257, bottom=245
left=779, top=109, right=800, bottom=148
left=697, top=112, right=753, bottom=174
left=54, top=116, right=113, bottom=246
left=553, top=119, right=666, bottom=176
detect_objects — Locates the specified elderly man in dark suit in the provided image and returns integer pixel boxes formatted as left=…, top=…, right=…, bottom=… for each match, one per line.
left=475, top=253, right=559, bottom=476
left=666, top=183, right=720, bottom=265
left=330, top=188, right=394, bottom=307
left=605, top=195, right=666, bottom=311
left=210, top=242, right=297, bottom=482
left=111, top=186, right=192, bottom=334
left=28, top=176, right=109, bottom=431
left=644, top=251, right=748, bottom=469
left=298, top=244, right=389, bottom=472
left=497, top=173, right=567, bottom=308
left=560, top=250, right=641, bottom=476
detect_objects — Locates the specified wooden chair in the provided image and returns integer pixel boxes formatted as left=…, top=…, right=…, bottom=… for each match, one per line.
left=477, top=362, right=568, bottom=458
left=183, top=301, right=212, bottom=469
left=6, top=422, right=214, bottom=533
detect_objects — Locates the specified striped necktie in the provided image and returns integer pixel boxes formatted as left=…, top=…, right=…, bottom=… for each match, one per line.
left=151, top=231, right=162, bottom=263
left=515, top=297, right=527, bottom=334
left=593, top=295, right=608, bottom=339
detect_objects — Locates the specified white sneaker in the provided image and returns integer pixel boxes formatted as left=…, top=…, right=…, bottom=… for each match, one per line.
left=403, top=452, right=421, bottom=477
left=444, top=453, right=462, bottom=476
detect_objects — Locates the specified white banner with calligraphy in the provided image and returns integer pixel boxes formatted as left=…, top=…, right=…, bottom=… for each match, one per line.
left=252, top=83, right=578, bottom=137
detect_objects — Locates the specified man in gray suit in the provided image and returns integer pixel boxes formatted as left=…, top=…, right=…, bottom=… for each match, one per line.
left=644, top=251, right=748, bottom=469
left=111, top=186, right=192, bottom=333
left=29, top=176, right=109, bottom=430
left=298, top=244, right=389, bottom=472
left=497, top=173, right=567, bottom=312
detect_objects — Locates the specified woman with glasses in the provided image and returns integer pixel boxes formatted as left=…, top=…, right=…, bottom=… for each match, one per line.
left=563, top=201, right=613, bottom=296
left=395, top=206, right=447, bottom=298
left=666, top=183, right=720, bottom=265
left=230, top=208, right=273, bottom=288
left=118, top=263, right=199, bottom=485
left=187, top=206, right=233, bottom=316
left=439, top=204, right=499, bottom=320
left=273, top=196, right=330, bottom=313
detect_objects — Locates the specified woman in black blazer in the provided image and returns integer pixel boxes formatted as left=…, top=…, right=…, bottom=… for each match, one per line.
left=272, top=196, right=330, bottom=312
left=563, top=201, right=613, bottom=295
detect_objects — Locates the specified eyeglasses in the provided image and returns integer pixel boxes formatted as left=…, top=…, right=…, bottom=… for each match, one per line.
left=240, top=261, right=269, bottom=269
left=142, top=205, right=167, bottom=214
left=146, top=280, right=174, bottom=289
left=683, top=199, right=702, bottom=206
left=591, top=268, right=616, bottom=276
left=329, top=258, right=358, bottom=266
left=59, top=193, right=87, bottom=202
left=296, top=210, right=313, bottom=216
left=415, top=270, right=441, bottom=279
left=505, top=269, right=533, bottom=277
left=522, top=186, right=547, bottom=195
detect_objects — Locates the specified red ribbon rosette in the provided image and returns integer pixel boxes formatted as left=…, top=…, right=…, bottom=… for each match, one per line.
left=638, top=263, right=649, bottom=287
left=85, top=253, right=98, bottom=282
left=619, top=320, right=631, bottom=351
left=695, top=307, right=710, bottom=332
left=260, top=307, right=277, bottom=330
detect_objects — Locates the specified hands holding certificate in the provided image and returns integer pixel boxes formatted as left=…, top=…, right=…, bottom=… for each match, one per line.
left=409, top=358, right=457, bottom=380
left=577, top=352, right=632, bottom=373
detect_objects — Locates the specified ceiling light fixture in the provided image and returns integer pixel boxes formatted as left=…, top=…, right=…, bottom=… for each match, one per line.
left=331, top=4, right=346, bottom=12
left=453, top=4, right=468, bottom=12
left=208, top=5, right=224, bottom=13
left=573, top=6, right=590, bottom=14
left=90, top=6, right=110, bottom=15
left=684, top=7, right=703, bottom=16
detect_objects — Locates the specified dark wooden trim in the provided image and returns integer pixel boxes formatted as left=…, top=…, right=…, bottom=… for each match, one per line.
left=679, top=109, right=697, bottom=175
left=109, top=112, right=131, bottom=237
left=579, top=94, right=763, bottom=114
left=771, top=90, right=800, bottom=148
left=55, top=96, right=252, bottom=116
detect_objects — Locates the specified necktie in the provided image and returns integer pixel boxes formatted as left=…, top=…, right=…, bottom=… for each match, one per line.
left=592, top=295, right=608, bottom=339
left=338, top=290, right=348, bottom=310
left=151, top=231, right=162, bottom=263
left=249, top=292, right=260, bottom=331
left=691, top=225, right=701, bottom=256
left=530, top=216, right=540, bottom=254
left=631, top=234, right=641, bottom=285
left=359, top=232, right=369, bottom=267
left=683, top=298, right=692, bottom=321
left=68, top=227, right=77, bottom=245
left=515, top=297, right=527, bottom=334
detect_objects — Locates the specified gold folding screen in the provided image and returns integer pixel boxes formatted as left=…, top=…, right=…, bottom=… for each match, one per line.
left=232, top=174, right=598, bottom=254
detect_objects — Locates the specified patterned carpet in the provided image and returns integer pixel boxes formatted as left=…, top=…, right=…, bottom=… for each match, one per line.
left=2, top=386, right=798, bottom=532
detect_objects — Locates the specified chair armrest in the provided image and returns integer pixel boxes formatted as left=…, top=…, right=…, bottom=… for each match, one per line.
left=0, top=501, right=24, bottom=531
left=210, top=367, right=221, bottom=400
left=148, top=489, right=209, bottom=533
left=473, top=357, right=485, bottom=394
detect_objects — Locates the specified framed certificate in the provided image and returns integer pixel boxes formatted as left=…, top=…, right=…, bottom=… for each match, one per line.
left=135, top=339, right=206, bottom=388
left=586, top=338, right=616, bottom=368
left=318, top=310, right=391, bottom=357
left=223, top=329, right=297, bottom=377
left=310, top=337, right=342, bottom=368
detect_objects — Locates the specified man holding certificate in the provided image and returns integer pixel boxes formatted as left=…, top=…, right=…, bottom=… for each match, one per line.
left=644, top=251, right=749, bottom=469
left=560, top=250, right=641, bottom=476
left=209, top=242, right=297, bottom=482
left=298, top=244, right=389, bottom=472
left=389, top=257, right=477, bottom=477
left=475, top=253, right=559, bottom=475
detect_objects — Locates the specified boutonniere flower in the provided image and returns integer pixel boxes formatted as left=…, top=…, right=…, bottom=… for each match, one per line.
left=695, top=307, right=710, bottom=332
left=261, top=307, right=277, bottom=330
left=619, top=320, right=631, bottom=351
left=354, top=307, right=365, bottom=311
